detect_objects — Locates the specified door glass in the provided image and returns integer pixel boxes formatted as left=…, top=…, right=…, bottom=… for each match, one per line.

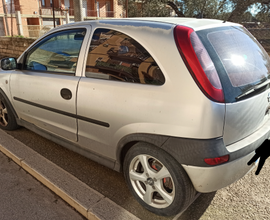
left=25, top=29, right=86, bottom=74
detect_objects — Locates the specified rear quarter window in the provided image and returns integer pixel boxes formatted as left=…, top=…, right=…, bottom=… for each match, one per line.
left=85, top=28, right=165, bottom=85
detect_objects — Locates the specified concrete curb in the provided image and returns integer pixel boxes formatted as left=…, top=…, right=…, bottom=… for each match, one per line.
left=0, top=130, right=139, bottom=220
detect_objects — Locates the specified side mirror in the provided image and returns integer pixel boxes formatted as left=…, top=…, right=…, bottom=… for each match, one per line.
left=1, top=58, right=17, bottom=70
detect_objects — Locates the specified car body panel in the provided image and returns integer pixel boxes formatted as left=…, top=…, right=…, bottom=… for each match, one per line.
left=226, top=112, right=270, bottom=153
left=224, top=89, right=270, bottom=145
left=101, top=17, right=240, bottom=31
left=0, top=73, right=13, bottom=101
left=16, top=118, right=116, bottom=170
left=77, top=74, right=225, bottom=161
left=10, top=71, right=79, bottom=141
left=183, top=115, right=270, bottom=192
left=182, top=151, right=258, bottom=192
left=9, top=25, right=92, bottom=141
left=50, top=18, right=240, bottom=34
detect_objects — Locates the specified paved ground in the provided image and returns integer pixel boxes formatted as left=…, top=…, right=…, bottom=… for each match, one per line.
left=0, top=151, right=85, bottom=220
left=5, top=128, right=171, bottom=220
left=5, top=127, right=270, bottom=220
left=0, top=129, right=139, bottom=220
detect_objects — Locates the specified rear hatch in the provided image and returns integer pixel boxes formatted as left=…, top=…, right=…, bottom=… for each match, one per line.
left=196, top=26, right=270, bottom=145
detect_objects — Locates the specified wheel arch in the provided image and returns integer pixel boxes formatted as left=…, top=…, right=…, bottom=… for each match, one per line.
left=0, top=88, right=18, bottom=119
left=115, top=133, right=169, bottom=172
left=115, top=133, right=226, bottom=172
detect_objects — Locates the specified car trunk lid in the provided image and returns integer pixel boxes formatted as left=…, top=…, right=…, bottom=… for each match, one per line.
left=195, top=26, right=270, bottom=145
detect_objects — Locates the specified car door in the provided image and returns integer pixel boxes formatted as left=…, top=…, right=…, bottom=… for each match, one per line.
left=10, top=26, right=91, bottom=141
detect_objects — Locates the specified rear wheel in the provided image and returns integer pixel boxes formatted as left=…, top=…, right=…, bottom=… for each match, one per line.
left=0, top=94, right=18, bottom=130
left=123, top=142, right=196, bottom=216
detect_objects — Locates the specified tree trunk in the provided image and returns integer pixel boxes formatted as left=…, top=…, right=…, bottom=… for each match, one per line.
left=228, top=0, right=267, bottom=22
left=167, top=1, right=185, bottom=17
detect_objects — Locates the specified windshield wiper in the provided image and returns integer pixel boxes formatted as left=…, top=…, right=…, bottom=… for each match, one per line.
left=236, top=79, right=270, bottom=100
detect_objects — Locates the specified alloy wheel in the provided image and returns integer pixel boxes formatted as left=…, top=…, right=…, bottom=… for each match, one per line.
left=0, top=100, right=8, bottom=127
left=129, top=154, right=175, bottom=208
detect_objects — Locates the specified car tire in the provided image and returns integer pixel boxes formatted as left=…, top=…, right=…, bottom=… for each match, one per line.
left=0, top=94, right=19, bottom=130
left=123, top=142, right=196, bottom=216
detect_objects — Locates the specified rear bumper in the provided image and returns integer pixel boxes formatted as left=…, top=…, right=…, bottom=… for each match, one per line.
left=181, top=117, right=270, bottom=193
left=182, top=152, right=258, bottom=192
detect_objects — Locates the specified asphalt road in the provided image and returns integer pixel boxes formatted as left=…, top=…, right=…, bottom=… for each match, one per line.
left=5, top=127, right=270, bottom=220
left=0, top=150, right=85, bottom=220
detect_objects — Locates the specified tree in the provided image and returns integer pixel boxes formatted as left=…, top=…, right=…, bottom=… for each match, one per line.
left=226, top=0, right=270, bottom=22
left=166, top=0, right=270, bottom=22
left=142, top=0, right=171, bottom=17
left=242, top=11, right=255, bottom=21
left=255, top=1, right=270, bottom=22
left=166, top=0, right=230, bottom=19
left=124, top=0, right=270, bottom=23
left=124, top=0, right=170, bottom=17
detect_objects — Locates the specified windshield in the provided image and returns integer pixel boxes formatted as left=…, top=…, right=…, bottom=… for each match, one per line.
left=196, top=26, right=270, bottom=103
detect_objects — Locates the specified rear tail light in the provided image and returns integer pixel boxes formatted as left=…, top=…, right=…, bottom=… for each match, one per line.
left=204, top=155, right=229, bottom=166
left=174, top=25, right=224, bottom=103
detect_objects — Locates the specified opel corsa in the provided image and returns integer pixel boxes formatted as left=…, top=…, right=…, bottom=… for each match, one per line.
left=0, top=18, right=269, bottom=216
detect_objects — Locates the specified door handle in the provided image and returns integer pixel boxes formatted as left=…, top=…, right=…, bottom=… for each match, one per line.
left=60, top=88, right=72, bottom=100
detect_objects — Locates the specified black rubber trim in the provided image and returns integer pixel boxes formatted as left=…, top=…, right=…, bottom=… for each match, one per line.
left=161, top=136, right=227, bottom=167
left=118, top=133, right=266, bottom=168
left=13, top=97, right=110, bottom=128
left=162, top=135, right=268, bottom=167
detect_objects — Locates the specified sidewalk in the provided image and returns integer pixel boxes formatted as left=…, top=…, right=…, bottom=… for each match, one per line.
left=0, top=151, right=85, bottom=220
left=0, top=129, right=139, bottom=220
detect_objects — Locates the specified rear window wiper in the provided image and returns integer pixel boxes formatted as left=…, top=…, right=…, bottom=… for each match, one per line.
left=236, top=79, right=270, bottom=100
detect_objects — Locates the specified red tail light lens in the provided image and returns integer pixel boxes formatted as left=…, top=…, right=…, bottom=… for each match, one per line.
left=174, top=25, right=224, bottom=103
left=204, top=155, right=229, bottom=166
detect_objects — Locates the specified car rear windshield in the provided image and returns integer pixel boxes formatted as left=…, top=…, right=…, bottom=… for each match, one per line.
left=196, top=26, right=270, bottom=103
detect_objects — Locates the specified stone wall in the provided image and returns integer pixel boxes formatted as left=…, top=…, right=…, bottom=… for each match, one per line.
left=0, top=37, right=35, bottom=59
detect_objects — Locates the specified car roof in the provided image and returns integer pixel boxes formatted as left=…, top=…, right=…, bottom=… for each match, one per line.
left=53, top=17, right=240, bottom=32
left=125, top=17, right=239, bottom=30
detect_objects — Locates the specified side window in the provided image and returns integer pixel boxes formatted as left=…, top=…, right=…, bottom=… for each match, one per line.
left=25, top=29, right=86, bottom=75
left=85, top=29, right=165, bottom=85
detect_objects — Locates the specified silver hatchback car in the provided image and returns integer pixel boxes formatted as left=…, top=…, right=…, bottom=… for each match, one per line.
left=0, top=18, right=269, bottom=216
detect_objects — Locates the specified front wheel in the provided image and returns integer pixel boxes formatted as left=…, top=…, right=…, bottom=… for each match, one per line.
left=123, top=142, right=196, bottom=216
left=0, top=94, right=19, bottom=130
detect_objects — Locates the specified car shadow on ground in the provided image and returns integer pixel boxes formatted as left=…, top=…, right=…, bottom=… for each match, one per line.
left=177, top=191, right=217, bottom=220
